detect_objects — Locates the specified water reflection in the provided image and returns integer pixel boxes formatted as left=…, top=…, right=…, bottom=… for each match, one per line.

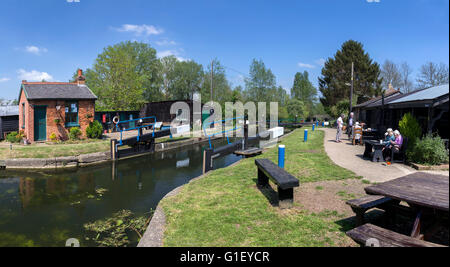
left=0, top=138, right=244, bottom=247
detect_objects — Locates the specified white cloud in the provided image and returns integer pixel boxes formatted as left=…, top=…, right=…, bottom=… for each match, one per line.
left=315, top=58, right=326, bottom=67
left=17, top=69, right=54, bottom=81
left=115, top=24, right=163, bottom=36
left=155, top=39, right=177, bottom=46
left=366, top=0, right=381, bottom=2
left=0, top=77, right=10, bottom=83
left=298, top=62, right=315, bottom=69
left=157, top=50, right=188, bottom=62
left=25, top=46, right=48, bottom=55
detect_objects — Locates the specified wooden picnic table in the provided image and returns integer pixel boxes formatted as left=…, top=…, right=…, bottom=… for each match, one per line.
left=365, top=172, right=449, bottom=240
left=363, top=140, right=385, bottom=162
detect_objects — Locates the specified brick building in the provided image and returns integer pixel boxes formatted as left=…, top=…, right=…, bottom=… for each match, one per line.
left=18, top=70, right=97, bottom=142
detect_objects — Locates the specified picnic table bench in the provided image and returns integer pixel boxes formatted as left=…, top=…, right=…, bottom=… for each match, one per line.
left=255, top=159, right=299, bottom=208
left=346, top=195, right=398, bottom=226
left=363, top=140, right=386, bottom=162
left=346, top=173, right=449, bottom=247
left=347, top=223, right=445, bottom=247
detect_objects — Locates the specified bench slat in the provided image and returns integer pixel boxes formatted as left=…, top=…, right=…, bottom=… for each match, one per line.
left=347, top=224, right=446, bottom=247
left=255, top=159, right=299, bottom=190
left=346, top=195, right=393, bottom=210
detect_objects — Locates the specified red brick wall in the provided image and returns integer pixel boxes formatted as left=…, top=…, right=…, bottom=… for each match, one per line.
left=19, top=90, right=95, bottom=142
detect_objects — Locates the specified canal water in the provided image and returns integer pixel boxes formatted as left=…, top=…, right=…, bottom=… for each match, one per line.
left=0, top=138, right=246, bottom=247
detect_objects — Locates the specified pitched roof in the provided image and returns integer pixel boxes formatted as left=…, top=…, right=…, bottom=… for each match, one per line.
left=355, top=88, right=402, bottom=108
left=0, top=106, right=19, bottom=117
left=20, top=82, right=97, bottom=100
left=389, top=84, right=449, bottom=104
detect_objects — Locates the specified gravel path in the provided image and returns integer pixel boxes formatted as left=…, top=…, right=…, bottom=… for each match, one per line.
left=321, top=128, right=448, bottom=183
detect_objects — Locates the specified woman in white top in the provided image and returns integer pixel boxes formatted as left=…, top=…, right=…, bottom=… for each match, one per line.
left=336, top=114, right=344, bottom=143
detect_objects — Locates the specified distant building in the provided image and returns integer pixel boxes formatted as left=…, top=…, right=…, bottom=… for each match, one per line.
left=18, top=69, right=97, bottom=142
left=0, top=105, right=19, bottom=140
left=140, top=100, right=194, bottom=125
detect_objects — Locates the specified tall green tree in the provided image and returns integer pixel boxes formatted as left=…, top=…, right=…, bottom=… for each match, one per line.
left=319, top=40, right=382, bottom=116
left=244, top=59, right=277, bottom=103
left=159, top=55, right=178, bottom=99
left=287, top=99, right=309, bottom=120
left=168, top=60, right=203, bottom=100
left=291, top=71, right=317, bottom=110
left=82, top=41, right=162, bottom=111
left=231, top=86, right=243, bottom=103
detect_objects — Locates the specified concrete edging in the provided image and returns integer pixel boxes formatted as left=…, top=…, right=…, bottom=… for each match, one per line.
left=2, top=136, right=217, bottom=170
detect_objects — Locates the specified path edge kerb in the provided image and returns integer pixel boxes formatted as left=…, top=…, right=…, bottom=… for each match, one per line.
left=137, top=128, right=299, bottom=247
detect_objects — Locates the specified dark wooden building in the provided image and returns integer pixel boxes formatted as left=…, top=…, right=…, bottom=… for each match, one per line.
left=140, top=100, right=194, bottom=125
left=0, top=106, right=19, bottom=140
left=355, top=84, right=449, bottom=139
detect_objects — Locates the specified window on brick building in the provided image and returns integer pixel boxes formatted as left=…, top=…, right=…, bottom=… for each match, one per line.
left=65, top=101, right=79, bottom=127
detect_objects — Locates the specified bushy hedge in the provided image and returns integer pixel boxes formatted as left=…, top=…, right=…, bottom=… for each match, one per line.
left=86, top=121, right=103, bottom=139
left=408, top=134, right=449, bottom=166
left=69, top=127, right=82, bottom=140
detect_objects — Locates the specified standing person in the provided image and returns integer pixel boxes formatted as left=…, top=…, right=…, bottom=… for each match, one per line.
left=347, top=112, right=354, bottom=138
left=336, top=114, right=344, bottom=143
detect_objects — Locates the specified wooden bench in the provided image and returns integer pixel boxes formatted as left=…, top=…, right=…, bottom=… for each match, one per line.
left=391, top=137, right=408, bottom=163
left=234, top=147, right=263, bottom=158
left=255, top=159, right=299, bottom=208
left=346, top=195, right=398, bottom=226
left=346, top=223, right=446, bottom=247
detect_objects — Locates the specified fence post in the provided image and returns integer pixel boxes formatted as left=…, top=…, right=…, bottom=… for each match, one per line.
left=244, top=117, right=249, bottom=150
left=278, top=145, right=285, bottom=168
left=202, top=148, right=214, bottom=174
left=304, top=129, right=308, bottom=142
left=111, top=139, right=118, bottom=160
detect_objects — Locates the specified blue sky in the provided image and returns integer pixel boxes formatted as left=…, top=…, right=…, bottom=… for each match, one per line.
left=0, top=0, right=448, bottom=100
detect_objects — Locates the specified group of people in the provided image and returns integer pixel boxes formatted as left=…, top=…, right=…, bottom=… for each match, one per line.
left=382, top=128, right=403, bottom=162
left=336, top=113, right=358, bottom=143
left=335, top=113, right=404, bottom=162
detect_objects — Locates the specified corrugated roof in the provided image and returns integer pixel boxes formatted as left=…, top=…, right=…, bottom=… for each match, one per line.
left=22, top=82, right=97, bottom=100
left=0, top=106, right=19, bottom=117
left=389, top=84, right=449, bottom=104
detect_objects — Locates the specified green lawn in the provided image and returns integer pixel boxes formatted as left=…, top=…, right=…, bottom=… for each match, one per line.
left=0, top=136, right=192, bottom=160
left=161, top=127, right=358, bottom=247
left=0, top=140, right=110, bottom=159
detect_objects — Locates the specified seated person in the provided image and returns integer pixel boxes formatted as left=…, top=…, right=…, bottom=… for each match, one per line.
left=385, top=130, right=403, bottom=161
left=353, top=122, right=363, bottom=143
left=382, top=129, right=395, bottom=159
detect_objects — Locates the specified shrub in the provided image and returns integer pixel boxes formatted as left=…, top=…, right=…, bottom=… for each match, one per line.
left=407, top=134, right=449, bottom=166
left=86, top=121, right=103, bottom=139
left=49, top=133, right=58, bottom=142
left=398, top=113, right=422, bottom=148
left=69, top=127, right=82, bottom=140
left=6, top=131, right=20, bottom=143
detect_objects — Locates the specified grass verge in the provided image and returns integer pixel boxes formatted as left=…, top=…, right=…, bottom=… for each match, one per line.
left=161, top=127, right=358, bottom=247
left=0, top=140, right=110, bottom=159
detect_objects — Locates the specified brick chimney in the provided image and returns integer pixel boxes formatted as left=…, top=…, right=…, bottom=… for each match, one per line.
left=77, top=69, right=86, bottom=85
